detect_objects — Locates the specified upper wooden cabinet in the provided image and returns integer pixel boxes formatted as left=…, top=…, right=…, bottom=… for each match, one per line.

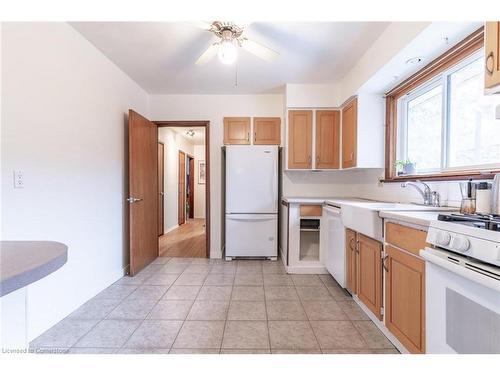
left=288, top=110, right=313, bottom=169
left=253, top=117, right=281, bottom=145
left=357, top=233, right=383, bottom=320
left=224, top=117, right=250, bottom=145
left=316, top=110, right=340, bottom=169
left=385, top=244, right=426, bottom=354
left=485, top=22, right=500, bottom=93
left=342, top=98, right=357, bottom=169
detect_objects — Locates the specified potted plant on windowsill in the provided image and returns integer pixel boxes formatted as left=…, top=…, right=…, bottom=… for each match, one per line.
left=395, top=160, right=417, bottom=176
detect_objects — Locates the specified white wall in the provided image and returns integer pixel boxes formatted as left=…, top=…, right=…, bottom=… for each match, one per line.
left=1, top=23, right=149, bottom=340
left=149, top=94, right=284, bottom=258
left=193, top=144, right=206, bottom=219
left=158, top=127, right=194, bottom=233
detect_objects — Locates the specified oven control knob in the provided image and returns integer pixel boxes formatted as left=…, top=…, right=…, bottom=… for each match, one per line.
left=451, top=236, right=470, bottom=252
left=435, top=231, right=451, bottom=246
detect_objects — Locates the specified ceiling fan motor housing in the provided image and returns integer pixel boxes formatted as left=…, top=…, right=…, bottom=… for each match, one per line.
left=211, top=21, right=243, bottom=40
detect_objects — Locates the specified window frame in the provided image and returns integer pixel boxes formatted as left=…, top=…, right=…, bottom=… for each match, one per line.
left=383, top=26, right=500, bottom=182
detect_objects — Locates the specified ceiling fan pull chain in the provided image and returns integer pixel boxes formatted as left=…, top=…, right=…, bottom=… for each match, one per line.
left=234, top=63, right=238, bottom=87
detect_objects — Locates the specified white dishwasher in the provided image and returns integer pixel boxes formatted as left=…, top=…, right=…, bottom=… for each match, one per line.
left=323, top=205, right=346, bottom=288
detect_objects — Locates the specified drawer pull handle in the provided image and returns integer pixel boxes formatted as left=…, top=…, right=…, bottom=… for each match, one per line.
left=486, top=51, right=494, bottom=76
left=382, top=255, right=389, bottom=272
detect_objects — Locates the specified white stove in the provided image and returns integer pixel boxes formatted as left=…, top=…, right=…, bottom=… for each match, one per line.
left=426, top=214, right=500, bottom=268
left=421, top=213, right=500, bottom=354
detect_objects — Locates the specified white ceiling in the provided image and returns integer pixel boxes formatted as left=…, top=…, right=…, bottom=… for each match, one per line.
left=70, top=22, right=390, bottom=94
left=169, top=127, right=205, bottom=145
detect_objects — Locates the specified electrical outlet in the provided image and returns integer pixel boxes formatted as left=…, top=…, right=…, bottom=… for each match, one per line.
left=14, top=170, right=24, bottom=188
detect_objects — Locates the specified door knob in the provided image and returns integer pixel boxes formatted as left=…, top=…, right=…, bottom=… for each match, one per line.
left=127, top=197, right=143, bottom=203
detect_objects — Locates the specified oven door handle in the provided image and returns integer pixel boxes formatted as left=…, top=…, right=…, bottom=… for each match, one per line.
left=420, top=248, right=500, bottom=293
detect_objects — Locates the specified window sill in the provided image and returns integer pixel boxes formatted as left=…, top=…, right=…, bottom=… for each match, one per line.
left=381, top=170, right=499, bottom=183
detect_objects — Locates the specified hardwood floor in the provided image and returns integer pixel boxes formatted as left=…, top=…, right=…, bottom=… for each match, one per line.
left=159, top=219, right=206, bottom=258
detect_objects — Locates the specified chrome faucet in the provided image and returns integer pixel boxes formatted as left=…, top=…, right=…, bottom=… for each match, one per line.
left=401, top=180, right=440, bottom=206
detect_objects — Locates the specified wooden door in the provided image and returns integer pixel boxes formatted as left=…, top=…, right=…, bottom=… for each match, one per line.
left=288, top=110, right=312, bottom=169
left=385, top=245, right=426, bottom=354
left=128, top=110, right=158, bottom=275
left=342, top=98, right=357, bottom=168
left=485, top=22, right=500, bottom=89
left=316, top=110, right=340, bottom=169
left=345, top=228, right=357, bottom=294
left=254, top=117, right=281, bottom=145
left=178, top=151, right=186, bottom=225
left=158, top=142, right=164, bottom=236
left=188, top=157, right=194, bottom=219
left=223, top=117, right=250, bottom=144
left=357, top=233, right=383, bottom=320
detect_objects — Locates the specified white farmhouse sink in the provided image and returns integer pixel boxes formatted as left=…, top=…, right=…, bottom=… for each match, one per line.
left=340, top=202, right=451, bottom=241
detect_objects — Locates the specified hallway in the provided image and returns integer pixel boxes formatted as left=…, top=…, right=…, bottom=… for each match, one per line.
left=159, top=219, right=206, bottom=258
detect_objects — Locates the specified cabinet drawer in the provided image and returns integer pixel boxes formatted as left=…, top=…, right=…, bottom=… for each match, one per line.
left=386, top=223, right=427, bottom=257
left=300, top=205, right=322, bottom=217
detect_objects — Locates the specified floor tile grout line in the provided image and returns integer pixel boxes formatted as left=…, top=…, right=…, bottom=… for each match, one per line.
left=169, top=275, right=209, bottom=352
left=295, top=283, right=323, bottom=353
left=113, top=258, right=181, bottom=352
left=219, top=279, right=235, bottom=353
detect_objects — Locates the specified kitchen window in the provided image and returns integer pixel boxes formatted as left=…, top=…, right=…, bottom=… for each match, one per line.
left=385, top=27, right=500, bottom=181
left=397, top=51, right=500, bottom=175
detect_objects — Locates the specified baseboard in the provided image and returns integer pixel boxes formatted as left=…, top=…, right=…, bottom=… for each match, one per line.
left=285, top=264, right=329, bottom=274
left=352, top=295, right=409, bottom=354
left=165, top=224, right=179, bottom=234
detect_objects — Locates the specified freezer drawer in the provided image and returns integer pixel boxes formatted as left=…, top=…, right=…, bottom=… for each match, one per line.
left=225, top=214, right=277, bottom=258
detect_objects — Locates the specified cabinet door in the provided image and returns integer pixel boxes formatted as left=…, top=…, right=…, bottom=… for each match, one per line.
left=316, top=110, right=340, bottom=169
left=385, top=245, right=425, bottom=354
left=254, top=117, right=281, bottom=145
left=224, top=117, right=250, bottom=145
left=357, top=233, right=382, bottom=320
left=345, top=228, right=357, bottom=294
left=288, top=110, right=312, bottom=169
left=485, top=22, right=500, bottom=90
left=342, top=99, right=357, bottom=168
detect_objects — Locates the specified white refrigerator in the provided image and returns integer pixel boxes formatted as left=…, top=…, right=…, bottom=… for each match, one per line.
left=225, top=145, right=278, bottom=259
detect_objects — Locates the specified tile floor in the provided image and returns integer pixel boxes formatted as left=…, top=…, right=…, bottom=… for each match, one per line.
left=30, top=257, right=399, bottom=354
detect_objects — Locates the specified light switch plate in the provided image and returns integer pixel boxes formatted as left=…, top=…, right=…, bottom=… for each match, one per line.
left=14, top=170, right=24, bottom=188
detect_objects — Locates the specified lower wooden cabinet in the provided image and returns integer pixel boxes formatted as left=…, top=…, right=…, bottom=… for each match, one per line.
left=357, top=234, right=383, bottom=320
left=385, top=244, right=426, bottom=354
left=345, top=228, right=357, bottom=294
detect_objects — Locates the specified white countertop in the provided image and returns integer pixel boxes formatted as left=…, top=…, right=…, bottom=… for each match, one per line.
left=282, top=197, right=370, bottom=205
left=379, top=210, right=458, bottom=227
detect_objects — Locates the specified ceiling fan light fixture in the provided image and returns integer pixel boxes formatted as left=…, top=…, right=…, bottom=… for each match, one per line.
left=218, top=39, right=237, bottom=65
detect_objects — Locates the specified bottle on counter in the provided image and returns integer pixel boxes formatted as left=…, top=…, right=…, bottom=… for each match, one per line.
left=475, top=182, right=492, bottom=214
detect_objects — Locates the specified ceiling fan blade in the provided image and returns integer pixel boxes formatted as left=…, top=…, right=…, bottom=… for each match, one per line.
left=195, top=43, right=219, bottom=65
left=240, top=38, right=279, bottom=62
left=190, top=21, right=214, bottom=31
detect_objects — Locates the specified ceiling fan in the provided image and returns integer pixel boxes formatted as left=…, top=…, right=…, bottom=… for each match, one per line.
left=194, top=21, right=279, bottom=65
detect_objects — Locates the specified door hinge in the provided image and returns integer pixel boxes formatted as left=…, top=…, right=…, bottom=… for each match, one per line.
left=380, top=307, right=385, bottom=316
left=381, top=250, right=385, bottom=258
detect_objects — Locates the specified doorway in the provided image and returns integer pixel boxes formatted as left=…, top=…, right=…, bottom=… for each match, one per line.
left=187, top=155, right=195, bottom=219
left=156, top=122, right=209, bottom=259
left=128, top=111, right=210, bottom=275
left=158, top=142, right=164, bottom=236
